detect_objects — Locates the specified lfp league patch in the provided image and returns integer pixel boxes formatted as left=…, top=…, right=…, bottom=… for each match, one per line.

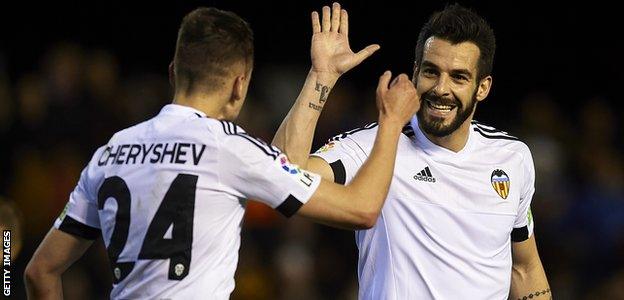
left=276, top=154, right=316, bottom=188
left=315, top=141, right=336, bottom=154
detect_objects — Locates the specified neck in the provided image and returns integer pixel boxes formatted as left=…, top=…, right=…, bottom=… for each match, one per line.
left=172, top=91, right=227, bottom=119
left=421, top=119, right=472, bottom=152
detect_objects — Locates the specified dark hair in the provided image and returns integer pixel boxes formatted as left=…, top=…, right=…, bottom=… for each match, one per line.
left=174, top=7, right=254, bottom=94
left=414, top=4, right=495, bottom=81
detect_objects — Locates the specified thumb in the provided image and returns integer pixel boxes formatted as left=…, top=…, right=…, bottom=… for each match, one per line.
left=354, top=44, right=381, bottom=64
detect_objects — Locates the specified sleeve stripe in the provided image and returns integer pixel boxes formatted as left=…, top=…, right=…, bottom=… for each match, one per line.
left=511, top=226, right=529, bottom=242
left=330, top=160, right=347, bottom=184
left=58, top=216, right=101, bottom=240
left=219, top=120, right=280, bottom=159
left=329, top=122, right=378, bottom=141
left=473, top=123, right=508, bottom=134
left=275, top=195, right=304, bottom=217
left=473, top=127, right=519, bottom=141
left=232, top=123, right=281, bottom=154
left=471, top=121, right=519, bottom=140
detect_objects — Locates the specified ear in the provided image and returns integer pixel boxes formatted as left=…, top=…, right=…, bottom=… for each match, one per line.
left=412, top=63, right=419, bottom=85
left=231, top=74, right=246, bottom=102
left=475, top=75, right=493, bottom=102
left=168, top=61, right=175, bottom=88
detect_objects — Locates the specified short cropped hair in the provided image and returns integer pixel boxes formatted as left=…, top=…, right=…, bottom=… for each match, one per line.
left=174, top=7, right=254, bottom=94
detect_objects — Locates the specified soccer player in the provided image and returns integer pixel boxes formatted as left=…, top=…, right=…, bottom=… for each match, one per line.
left=24, top=5, right=419, bottom=299
left=273, top=4, right=551, bottom=300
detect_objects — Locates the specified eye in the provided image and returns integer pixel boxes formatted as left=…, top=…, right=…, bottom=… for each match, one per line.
left=421, top=68, right=438, bottom=77
left=452, top=74, right=469, bottom=81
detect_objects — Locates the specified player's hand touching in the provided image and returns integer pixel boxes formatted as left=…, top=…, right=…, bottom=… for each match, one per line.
left=376, top=71, right=420, bottom=126
left=310, top=2, right=380, bottom=78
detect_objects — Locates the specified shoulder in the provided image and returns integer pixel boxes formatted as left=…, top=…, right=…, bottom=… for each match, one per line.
left=328, top=122, right=380, bottom=145
left=471, top=120, right=533, bottom=163
left=323, top=121, right=415, bottom=151
left=213, top=119, right=281, bottom=159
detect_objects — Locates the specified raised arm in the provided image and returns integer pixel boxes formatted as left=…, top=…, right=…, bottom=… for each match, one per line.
left=272, top=2, right=379, bottom=168
left=296, top=71, right=419, bottom=229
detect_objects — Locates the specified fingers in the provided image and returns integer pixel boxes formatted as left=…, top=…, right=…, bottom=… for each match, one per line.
left=339, top=9, right=348, bottom=36
left=322, top=6, right=331, bottom=32
left=392, top=74, right=412, bottom=89
left=391, top=74, right=409, bottom=86
left=377, top=71, right=392, bottom=96
left=312, top=11, right=321, bottom=34
left=354, top=44, right=381, bottom=64
left=331, top=3, right=341, bottom=32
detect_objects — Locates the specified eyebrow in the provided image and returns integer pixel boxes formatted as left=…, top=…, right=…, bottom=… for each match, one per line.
left=420, top=60, right=473, bottom=78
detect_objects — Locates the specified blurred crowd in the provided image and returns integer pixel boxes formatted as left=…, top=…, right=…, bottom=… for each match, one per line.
left=1, top=42, right=623, bottom=299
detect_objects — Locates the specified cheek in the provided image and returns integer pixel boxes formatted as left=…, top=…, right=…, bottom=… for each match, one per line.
left=415, top=78, right=434, bottom=95
left=453, top=85, right=477, bottom=103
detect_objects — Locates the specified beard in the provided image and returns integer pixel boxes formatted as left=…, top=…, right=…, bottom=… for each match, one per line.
left=417, top=89, right=478, bottom=137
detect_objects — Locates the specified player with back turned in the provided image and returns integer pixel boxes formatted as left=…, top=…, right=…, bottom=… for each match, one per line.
left=24, top=4, right=419, bottom=299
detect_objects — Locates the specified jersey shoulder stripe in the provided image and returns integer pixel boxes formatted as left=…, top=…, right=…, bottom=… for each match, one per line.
left=219, top=120, right=280, bottom=159
left=329, top=122, right=378, bottom=142
left=471, top=120, right=519, bottom=141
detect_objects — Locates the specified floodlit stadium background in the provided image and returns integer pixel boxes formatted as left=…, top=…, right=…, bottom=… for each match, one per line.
left=1, top=1, right=622, bottom=299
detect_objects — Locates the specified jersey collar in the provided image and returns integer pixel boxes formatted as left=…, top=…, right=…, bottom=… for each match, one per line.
left=410, top=115, right=475, bottom=160
left=159, top=104, right=207, bottom=118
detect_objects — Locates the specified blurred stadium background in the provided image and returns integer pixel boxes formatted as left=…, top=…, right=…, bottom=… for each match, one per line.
left=1, top=0, right=623, bottom=299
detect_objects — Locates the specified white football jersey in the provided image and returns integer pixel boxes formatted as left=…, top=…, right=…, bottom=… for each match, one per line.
left=313, top=116, right=535, bottom=300
left=54, top=104, right=320, bottom=299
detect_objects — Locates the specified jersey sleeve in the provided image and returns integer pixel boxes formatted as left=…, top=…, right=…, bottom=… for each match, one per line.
left=217, top=121, right=321, bottom=217
left=310, top=136, right=369, bottom=185
left=511, top=146, right=536, bottom=242
left=53, top=148, right=104, bottom=240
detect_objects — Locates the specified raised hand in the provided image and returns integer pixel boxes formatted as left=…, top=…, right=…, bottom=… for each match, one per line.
left=376, top=71, right=421, bottom=125
left=310, top=2, right=380, bottom=77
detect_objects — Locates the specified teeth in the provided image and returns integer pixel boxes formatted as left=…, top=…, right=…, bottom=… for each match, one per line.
left=427, top=100, right=453, bottom=111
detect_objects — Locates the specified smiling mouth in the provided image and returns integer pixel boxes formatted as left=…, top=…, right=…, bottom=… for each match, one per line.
left=425, top=99, right=457, bottom=113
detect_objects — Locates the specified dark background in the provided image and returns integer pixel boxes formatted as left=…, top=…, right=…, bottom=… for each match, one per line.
left=1, top=0, right=623, bottom=299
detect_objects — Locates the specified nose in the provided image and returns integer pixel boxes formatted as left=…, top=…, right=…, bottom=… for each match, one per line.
left=431, top=74, right=451, bottom=97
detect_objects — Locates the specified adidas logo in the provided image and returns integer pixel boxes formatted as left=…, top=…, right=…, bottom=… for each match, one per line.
left=414, top=166, right=436, bottom=183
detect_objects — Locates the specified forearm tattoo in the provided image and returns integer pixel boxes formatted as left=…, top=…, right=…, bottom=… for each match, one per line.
left=516, top=288, right=551, bottom=300
left=308, top=102, right=323, bottom=111
left=308, top=82, right=330, bottom=112
left=315, top=82, right=330, bottom=104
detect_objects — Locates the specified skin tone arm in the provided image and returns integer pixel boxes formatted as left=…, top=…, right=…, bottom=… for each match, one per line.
left=24, top=228, right=94, bottom=300
left=509, top=235, right=552, bottom=300
left=272, top=2, right=380, bottom=169
left=22, top=73, right=418, bottom=298
left=297, top=71, right=419, bottom=229
left=271, top=3, right=420, bottom=229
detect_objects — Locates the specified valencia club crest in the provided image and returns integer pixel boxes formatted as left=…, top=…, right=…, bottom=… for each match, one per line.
left=491, top=169, right=510, bottom=199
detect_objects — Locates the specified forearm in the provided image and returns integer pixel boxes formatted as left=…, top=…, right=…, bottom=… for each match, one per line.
left=298, top=121, right=402, bottom=229
left=509, top=260, right=551, bottom=300
left=272, top=69, right=339, bottom=167
left=24, top=228, right=92, bottom=300
left=345, top=120, right=402, bottom=213
left=25, top=270, right=63, bottom=300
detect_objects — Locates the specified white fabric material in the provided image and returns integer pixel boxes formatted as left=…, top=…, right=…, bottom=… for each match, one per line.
left=55, top=104, right=320, bottom=299
left=312, top=116, right=535, bottom=300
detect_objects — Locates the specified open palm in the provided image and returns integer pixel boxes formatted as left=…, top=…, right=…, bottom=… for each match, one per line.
left=311, top=3, right=379, bottom=77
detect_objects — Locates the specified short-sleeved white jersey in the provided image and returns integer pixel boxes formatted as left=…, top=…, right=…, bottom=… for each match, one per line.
left=54, top=104, right=320, bottom=299
left=312, top=116, right=535, bottom=300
